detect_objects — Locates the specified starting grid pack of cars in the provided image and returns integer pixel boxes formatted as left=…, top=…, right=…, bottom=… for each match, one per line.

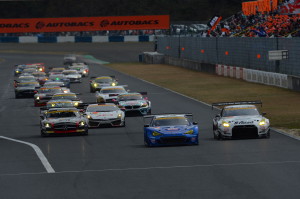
left=13, top=55, right=271, bottom=147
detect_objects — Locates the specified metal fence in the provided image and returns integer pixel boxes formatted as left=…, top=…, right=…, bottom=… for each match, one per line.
left=157, top=36, right=300, bottom=76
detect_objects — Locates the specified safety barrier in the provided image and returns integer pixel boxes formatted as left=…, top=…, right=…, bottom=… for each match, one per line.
left=215, top=64, right=289, bottom=89
left=0, top=35, right=154, bottom=43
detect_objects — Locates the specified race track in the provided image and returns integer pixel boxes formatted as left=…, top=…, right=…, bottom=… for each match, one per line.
left=0, top=43, right=299, bottom=199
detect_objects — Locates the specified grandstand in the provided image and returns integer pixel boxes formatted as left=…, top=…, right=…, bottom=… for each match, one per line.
left=204, top=0, right=300, bottom=38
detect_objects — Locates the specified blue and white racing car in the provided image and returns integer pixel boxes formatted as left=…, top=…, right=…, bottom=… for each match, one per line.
left=144, top=114, right=198, bottom=147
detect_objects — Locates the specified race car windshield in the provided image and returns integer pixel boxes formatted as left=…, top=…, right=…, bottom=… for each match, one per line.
left=38, top=89, right=62, bottom=94
left=63, top=71, right=77, bottom=75
left=47, top=102, right=74, bottom=108
left=19, top=77, right=36, bottom=82
left=222, top=108, right=260, bottom=117
left=101, top=88, right=126, bottom=94
left=95, top=78, right=112, bottom=83
left=153, top=117, right=190, bottom=126
left=18, top=83, right=38, bottom=87
left=44, top=82, right=64, bottom=87
left=33, top=73, right=46, bottom=77
left=70, top=66, right=84, bottom=70
left=52, top=95, right=78, bottom=100
left=47, top=111, right=78, bottom=118
left=51, top=69, right=65, bottom=72
left=87, top=105, right=118, bottom=112
left=118, top=94, right=143, bottom=101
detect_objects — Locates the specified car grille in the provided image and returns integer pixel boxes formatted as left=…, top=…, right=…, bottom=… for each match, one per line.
left=232, top=125, right=258, bottom=138
left=124, top=105, right=141, bottom=109
left=53, top=122, right=77, bottom=130
left=159, top=136, right=187, bottom=144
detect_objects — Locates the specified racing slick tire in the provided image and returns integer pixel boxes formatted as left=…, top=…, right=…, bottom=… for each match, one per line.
left=264, top=130, right=270, bottom=139
left=90, top=86, right=95, bottom=93
left=41, top=130, right=48, bottom=137
left=83, top=130, right=89, bottom=136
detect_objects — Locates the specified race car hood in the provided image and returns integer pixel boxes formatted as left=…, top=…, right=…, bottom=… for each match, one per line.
left=149, top=125, right=191, bottom=134
left=46, top=117, right=82, bottom=123
left=118, top=100, right=146, bottom=106
left=65, top=74, right=81, bottom=78
left=35, top=93, right=54, bottom=98
left=97, top=83, right=111, bottom=87
left=15, top=86, right=37, bottom=91
left=222, top=115, right=264, bottom=125
left=97, top=93, right=120, bottom=99
left=86, top=111, right=120, bottom=119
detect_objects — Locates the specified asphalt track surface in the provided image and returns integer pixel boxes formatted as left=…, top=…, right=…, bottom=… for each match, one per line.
left=0, top=43, right=299, bottom=199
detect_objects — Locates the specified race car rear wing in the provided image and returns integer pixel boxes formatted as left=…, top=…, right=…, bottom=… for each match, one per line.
left=212, top=100, right=262, bottom=109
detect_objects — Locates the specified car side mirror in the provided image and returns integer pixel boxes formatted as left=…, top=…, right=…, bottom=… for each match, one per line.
left=192, top=122, right=198, bottom=125
left=144, top=124, right=150, bottom=127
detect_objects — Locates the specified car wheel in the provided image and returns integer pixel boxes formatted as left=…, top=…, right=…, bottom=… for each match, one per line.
left=83, top=131, right=89, bottom=136
left=41, top=130, right=47, bottom=137
left=265, top=130, right=270, bottom=139
left=213, top=131, right=218, bottom=139
left=144, top=140, right=152, bottom=147
left=147, top=109, right=152, bottom=115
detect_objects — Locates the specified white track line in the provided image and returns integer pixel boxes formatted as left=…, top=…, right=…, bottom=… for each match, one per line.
left=0, top=136, right=55, bottom=173
left=1, top=160, right=299, bottom=176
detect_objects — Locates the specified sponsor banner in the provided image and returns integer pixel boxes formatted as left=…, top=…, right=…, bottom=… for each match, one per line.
left=207, top=15, right=222, bottom=31
left=0, top=15, right=170, bottom=33
left=280, top=0, right=300, bottom=14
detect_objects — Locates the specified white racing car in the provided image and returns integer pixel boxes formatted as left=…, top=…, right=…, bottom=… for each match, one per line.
left=62, top=70, right=82, bottom=83
left=85, top=103, right=125, bottom=127
left=95, top=86, right=128, bottom=103
left=212, top=101, right=270, bottom=139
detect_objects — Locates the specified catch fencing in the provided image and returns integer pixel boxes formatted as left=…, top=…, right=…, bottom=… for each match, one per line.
left=157, top=36, right=300, bottom=77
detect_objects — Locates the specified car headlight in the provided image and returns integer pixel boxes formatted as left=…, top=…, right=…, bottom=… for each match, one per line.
left=93, top=83, right=98, bottom=87
left=16, top=70, right=20, bottom=73
left=36, top=96, right=40, bottom=100
left=141, top=103, right=148, bottom=107
left=184, top=129, right=194, bottom=134
left=152, top=131, right=162, bottom=136
left=51, top=103, right=55, bottom=107
left=39, top=68, right=43, bottom=71
left=117, top=113, right=122, bottom=118
left=222, top=121, right=230, bottom=127
left=259, top=119, right=266, bottom=126
left=79, top=121, right=85, bottom=126
left=45, top=123, right=51, bottom=128
left=87, top=115, right=92, bottom=119
left=83, top=71, right=87, bottom=74
left=111, top=82, right=116, bottom=86
left=74, top=102, right=79, bottom=107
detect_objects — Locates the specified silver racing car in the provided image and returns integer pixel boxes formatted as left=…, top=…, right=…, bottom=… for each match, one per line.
left=212, top=101, right=270, bottom=139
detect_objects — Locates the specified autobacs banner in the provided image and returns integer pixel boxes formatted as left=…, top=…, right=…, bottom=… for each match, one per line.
left=0, top=15, right=170, bottom=33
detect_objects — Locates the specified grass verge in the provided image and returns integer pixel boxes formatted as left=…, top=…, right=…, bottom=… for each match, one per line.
left=106, top=62, right=300, bottom=134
